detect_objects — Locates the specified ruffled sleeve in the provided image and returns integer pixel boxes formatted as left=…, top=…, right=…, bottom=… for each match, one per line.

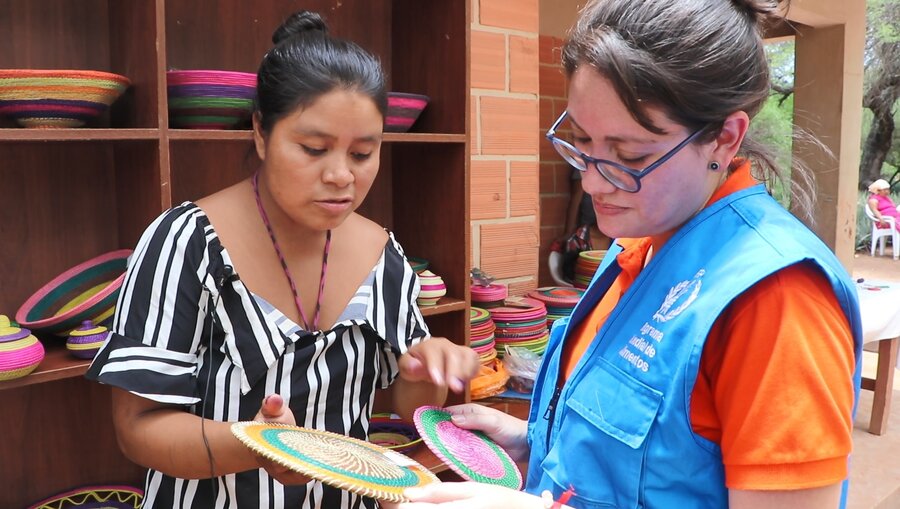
left=85, top=203, right=225, bottom=405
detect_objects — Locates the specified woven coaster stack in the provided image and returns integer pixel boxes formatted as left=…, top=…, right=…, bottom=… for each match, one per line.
left=469, top=307, right=497, bottom=365
left=574, top=250, right=606, bottom=289
left=470, top=283, right=508, bottom=308
left=526, top=287, right=584, bottom=327
left=488, top=297, right=549, bottom=358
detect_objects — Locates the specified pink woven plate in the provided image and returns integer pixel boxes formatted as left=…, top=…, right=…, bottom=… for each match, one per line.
left=413, top=406, right=522, bottom=489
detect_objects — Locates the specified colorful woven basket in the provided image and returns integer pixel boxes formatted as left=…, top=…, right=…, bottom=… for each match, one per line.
left=407, top=256, right=429, bottom=274
left=0, top=69, right=130, bottom=128
left=15, top=249, right=131, bottom=336
left=417, top=270, right=446, bottom=306
left=66, top=319, right=108, bottom=359
left=232, top=422, right=438, bottom=502
left=385, top=92, right=429, bottom=133
left=369, top=414, right=424, bottom=454
left=167, top=70, right=256, bottom=129
left=26, top=484, right=143, bottom=509
left=0, top=315, right=45, bottom=381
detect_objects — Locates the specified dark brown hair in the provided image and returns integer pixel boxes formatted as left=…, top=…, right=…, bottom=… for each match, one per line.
left=562, top=0, right=818, bottom=222
left=254, top=11, right=387, bottom=134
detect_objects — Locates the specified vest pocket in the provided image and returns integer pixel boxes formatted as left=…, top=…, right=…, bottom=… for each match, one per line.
left=540, top=357, right=662, bottom=508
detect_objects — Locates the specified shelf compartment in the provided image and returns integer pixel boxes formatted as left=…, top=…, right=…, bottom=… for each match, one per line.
left=1, top=296, right=468, bottom=391
left=0, top=140, right=161, bottom=313
left=0, top=0, right=160, bottom=128
left=419, top=297, right=467, bottom=317
left=0, top=342, right=89, bottom=391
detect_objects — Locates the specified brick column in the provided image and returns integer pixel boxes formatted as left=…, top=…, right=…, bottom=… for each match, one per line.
left=469, top=0, right=540, bottom=296
left=537, top=35, right=572, bottom=286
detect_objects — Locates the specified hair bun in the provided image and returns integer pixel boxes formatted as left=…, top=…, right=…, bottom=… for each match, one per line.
left=272, top=10, right=328, bottom=45
left=731, top=0, right=784, bottom=24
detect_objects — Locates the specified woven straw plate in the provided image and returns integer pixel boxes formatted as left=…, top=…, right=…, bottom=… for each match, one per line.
left=232, top=422, right=438, bottom=502
left=413, top=406, right=522, bottom=489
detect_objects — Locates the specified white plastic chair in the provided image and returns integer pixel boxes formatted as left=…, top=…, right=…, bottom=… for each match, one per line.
left=864, top=203, right=899, bottom=260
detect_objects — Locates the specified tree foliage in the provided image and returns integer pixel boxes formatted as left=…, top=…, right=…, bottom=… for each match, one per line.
left=859, top=0, right=900, bottom=190
left=748, top=41, right=796, bottom=208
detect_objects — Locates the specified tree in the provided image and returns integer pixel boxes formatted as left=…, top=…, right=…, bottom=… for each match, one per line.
left=859, top=0, right=900, bottom=189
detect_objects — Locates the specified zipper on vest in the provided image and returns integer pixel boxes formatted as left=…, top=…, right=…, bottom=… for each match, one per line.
left=543, top=385, right=563, bottom=449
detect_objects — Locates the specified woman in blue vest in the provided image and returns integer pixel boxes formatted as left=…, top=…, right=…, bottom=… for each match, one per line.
left=390, top=0, right=862, bottom=508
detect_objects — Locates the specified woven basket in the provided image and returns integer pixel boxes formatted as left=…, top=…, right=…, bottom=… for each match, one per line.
left=16, top=250, right=131, bottom=336
left=385, top=92, right=429, bottom=133
left=416, top=270, right=446, bottom=306
left=26, top=484, right=143, bottom=509
left=166, top=70, right=256, bottom=129
left=0, top=315, right=45, bottom=381
left=67, top=319, right=109, bottom=359
left=0, top=69, right=130, bottom=128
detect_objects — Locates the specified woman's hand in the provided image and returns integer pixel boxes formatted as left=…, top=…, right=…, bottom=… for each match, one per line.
left=252, top=394, right=311, bottom=485
left=380, top=482, right=544, bottom=509
left=399, top=337, right=480, bottom=393
left=441, top=404, right=530, bottom=462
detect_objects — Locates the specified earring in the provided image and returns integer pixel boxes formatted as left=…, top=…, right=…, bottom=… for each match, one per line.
left=709, top=161, right=720, bottom=171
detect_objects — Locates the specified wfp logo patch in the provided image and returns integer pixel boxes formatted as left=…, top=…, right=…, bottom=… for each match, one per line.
left=653, top=269, right=704, bottom=323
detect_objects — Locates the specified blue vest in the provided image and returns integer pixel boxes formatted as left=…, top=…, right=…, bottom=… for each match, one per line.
left=525, top=186, right=862, bottom=509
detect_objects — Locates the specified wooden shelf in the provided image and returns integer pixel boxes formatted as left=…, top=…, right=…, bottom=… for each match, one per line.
left=0, top=296, right=467, bottom=391
left=0, top=0, right=470, bottom=505
left=0, top=297, right=467, bottom=391
left=0, top=297, right=468, bottom=391
left=383, top=133, right=466, bottom=143
left=167, top=130, right=466, bottom=143
left=167, top=129, right=254, bottom=141
left=0, top=128, right=160, bottom=141
left=419, top=297, right=468, bottom=317
left=0, top=342, right=90, bottom=391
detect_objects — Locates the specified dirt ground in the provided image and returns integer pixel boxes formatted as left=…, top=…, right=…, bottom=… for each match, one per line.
left=852, top=251, right=900, bottom=283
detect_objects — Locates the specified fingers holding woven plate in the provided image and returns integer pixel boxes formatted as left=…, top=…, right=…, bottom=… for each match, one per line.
left=443, top=404, right=529, bottom=463
left=413, top=407, right=523, bottom=490
left=231, top=421, right=439, bottom=502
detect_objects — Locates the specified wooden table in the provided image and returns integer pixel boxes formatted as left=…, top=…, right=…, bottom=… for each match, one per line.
left=857, top=281, right=900, bottom=435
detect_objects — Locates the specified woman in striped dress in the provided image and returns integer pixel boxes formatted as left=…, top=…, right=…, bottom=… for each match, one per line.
left=86, top=11, right=479, bottom=509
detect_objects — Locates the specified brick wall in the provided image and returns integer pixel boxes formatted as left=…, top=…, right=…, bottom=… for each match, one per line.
left=469, top=0, right=541, bottom=296
left=538, top=35, right=572, bottom=286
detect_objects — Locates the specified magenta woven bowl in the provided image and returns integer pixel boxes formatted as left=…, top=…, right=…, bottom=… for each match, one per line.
left=16, top=249, right=132, bottom=336
left=0, top=69, right=130, bottom=128
left=385, top=92, right=429, bottom=133
left=0, top=315, right=45, bottom=381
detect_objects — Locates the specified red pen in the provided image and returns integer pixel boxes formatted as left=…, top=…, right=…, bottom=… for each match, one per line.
left=552, top=485, right=576, bottom=509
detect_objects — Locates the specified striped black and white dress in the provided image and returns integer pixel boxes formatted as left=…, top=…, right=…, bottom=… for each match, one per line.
left=86, top=203, right=430, bottom=509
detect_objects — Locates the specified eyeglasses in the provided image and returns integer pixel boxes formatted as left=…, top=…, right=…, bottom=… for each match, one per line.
left=545, top=111, right=708, bottom=193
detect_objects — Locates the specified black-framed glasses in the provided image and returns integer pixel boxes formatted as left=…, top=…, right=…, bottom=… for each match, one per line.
left=545, top=111, right=708, bottom=193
